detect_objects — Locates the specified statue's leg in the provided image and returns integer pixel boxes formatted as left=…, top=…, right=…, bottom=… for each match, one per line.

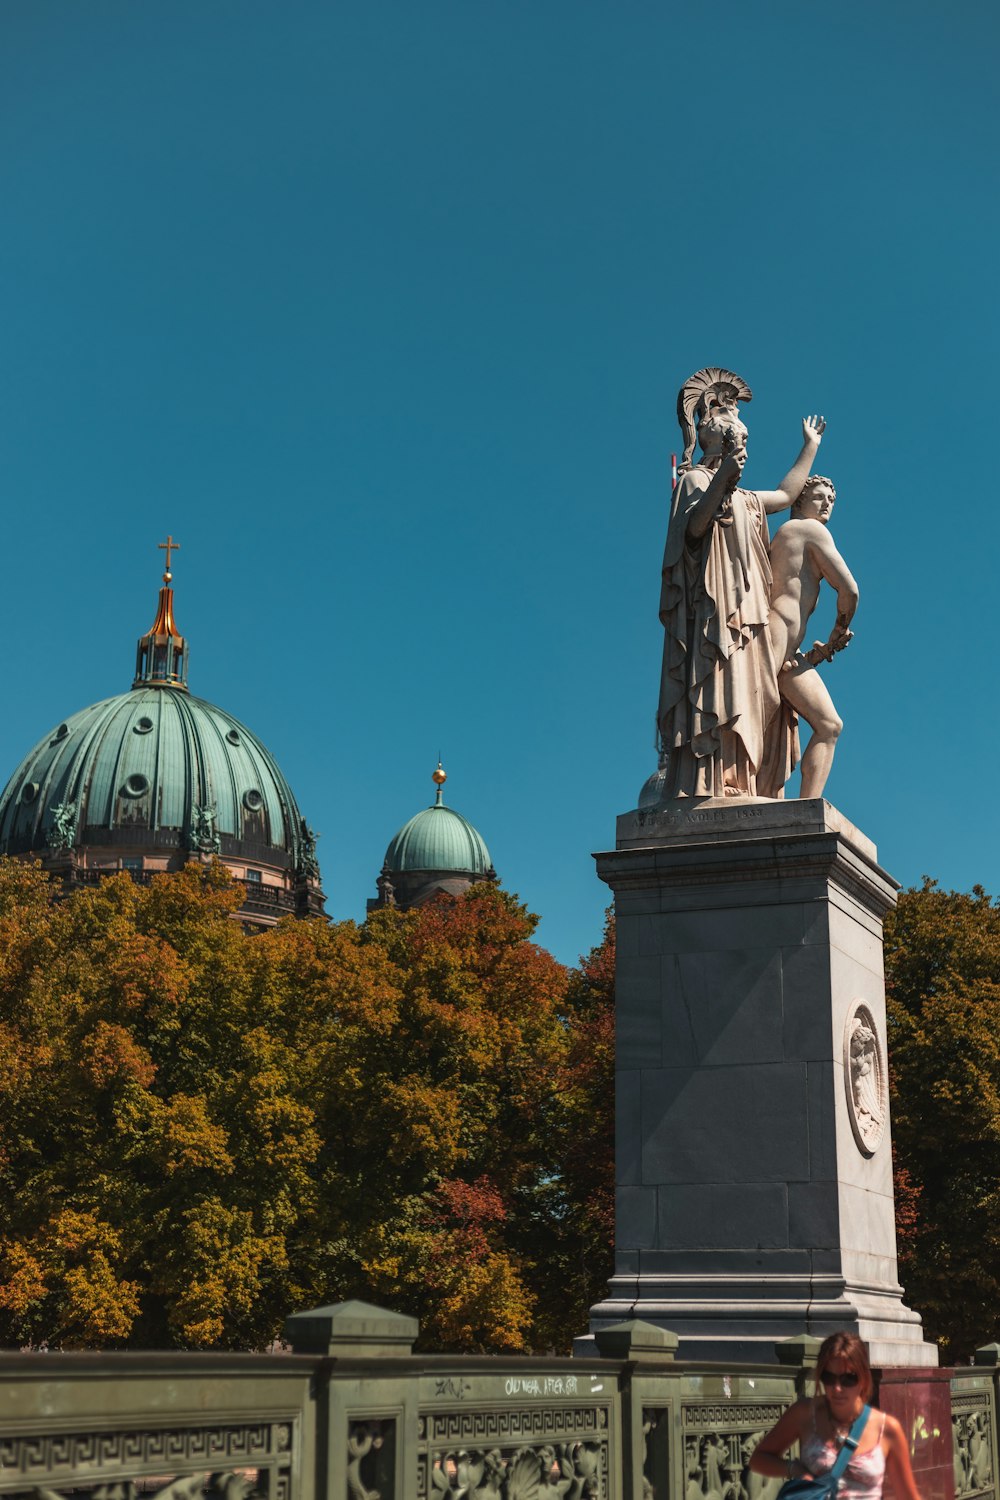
left=777, top=665, right=842, bottom=799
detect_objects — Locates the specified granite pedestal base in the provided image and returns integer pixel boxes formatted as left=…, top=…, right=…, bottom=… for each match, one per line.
left=585, top=797, right=936, bottom=1366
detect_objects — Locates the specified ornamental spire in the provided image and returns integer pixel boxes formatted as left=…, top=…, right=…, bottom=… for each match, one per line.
left=432, top=758, right=447, bottom=807
left=133, top=536, right=189, bottom=690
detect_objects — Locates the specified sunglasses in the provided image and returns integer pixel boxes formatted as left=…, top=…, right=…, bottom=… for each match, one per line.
left=820, top=1371, right=859, bottom=1389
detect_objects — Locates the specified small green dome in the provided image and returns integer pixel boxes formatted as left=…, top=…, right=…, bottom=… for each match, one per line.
left=0, top=686, right=310, bottom=871
left=384, top=801, right=492, bottom=876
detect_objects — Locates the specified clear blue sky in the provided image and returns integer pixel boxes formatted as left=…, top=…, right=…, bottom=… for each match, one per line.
left=1, top=1, right=996, bottom=965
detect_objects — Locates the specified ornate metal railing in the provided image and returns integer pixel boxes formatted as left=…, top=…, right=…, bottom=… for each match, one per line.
left=1, top=1305, right=995, bottom=1500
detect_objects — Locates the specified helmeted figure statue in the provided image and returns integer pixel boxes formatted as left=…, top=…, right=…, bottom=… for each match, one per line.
left=656, top=367, right=825, bottom=799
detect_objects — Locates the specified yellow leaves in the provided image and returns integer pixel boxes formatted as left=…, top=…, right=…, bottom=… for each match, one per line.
left=80, top=1020, right=156, bottom=1090
left=0, top=1209, right=141, bottom=1348
left=160, top=1200, right=288, bottom=1346
left=426, top=1251, right=534, bottom=1353
left=0, top=1241, right=46, bottom=1316
left=159, top=1094, right=234, bottom=1176
left=62, top=1257, right=141, bottom=1345
left=380, top=1076, right=465, bottom=1173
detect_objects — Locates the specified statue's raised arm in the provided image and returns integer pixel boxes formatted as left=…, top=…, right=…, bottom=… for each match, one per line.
left=754, top=415, right=827, bottom=515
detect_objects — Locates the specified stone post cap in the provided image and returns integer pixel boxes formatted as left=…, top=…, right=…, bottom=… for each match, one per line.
left=774, top=1333, right=824, bottom=1366
left=593, top=1320, right=679, bottom=1361
left=283, top=1299, right=419, bottom=1356
left=974, top=1343, right=1000, bottom=1366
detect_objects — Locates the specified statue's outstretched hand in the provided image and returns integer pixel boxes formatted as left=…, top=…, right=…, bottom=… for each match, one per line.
left=802, top=414, right=826, bottom=446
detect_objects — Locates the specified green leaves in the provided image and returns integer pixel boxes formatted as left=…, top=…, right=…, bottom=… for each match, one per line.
left=887, top=881, right=1000, bottom=1359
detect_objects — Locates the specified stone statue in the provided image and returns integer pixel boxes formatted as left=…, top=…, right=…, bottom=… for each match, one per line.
left=849, top=1016, right=885, bottom=1149
left=47, top=800, right=77, bottom=851
left=657, top=367, right=826, bottom=799
left=297, top=817, right=321, bottom=882
left=757, top=476, right=858, bottom=799
left=188, top=802, right=221, bottom=855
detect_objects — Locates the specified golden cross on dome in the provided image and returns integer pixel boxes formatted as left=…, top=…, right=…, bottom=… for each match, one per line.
left=158, top=534, right=181, bottom=579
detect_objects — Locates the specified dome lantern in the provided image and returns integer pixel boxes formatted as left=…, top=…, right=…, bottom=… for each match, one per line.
left=134, top=534, right=188, bottom=691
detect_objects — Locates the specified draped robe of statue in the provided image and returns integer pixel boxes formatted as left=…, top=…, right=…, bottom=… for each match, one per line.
left=657, top=465, right=782, bottom=798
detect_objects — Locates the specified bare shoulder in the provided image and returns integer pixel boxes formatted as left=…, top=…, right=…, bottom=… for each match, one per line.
left=881, top=1412, right=907, bottom=1444
left=784, top=1397, right=815, bottom=1433
left=770, top=518, right=809, bottom=550
left=798, top=519, right=840, bottom=551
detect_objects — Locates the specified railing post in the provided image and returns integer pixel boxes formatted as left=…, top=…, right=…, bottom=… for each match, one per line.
left=284, top=1299, right=419, bottom=1500
left=595, top=1319, right=679, bottom=1500
left=950, top=1345, right=1000, bottom=1500
left=774, top=1332, right=823, bottom=1398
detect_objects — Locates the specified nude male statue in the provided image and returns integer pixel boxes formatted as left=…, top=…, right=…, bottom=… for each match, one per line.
left=758, top=475, right=858, bottom=800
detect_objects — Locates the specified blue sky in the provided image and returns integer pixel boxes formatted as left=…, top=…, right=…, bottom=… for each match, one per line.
left=1, top=0, right=997, bottom=965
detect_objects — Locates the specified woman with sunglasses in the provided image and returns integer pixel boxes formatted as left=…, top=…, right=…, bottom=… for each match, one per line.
left=748, top=1332, right=922, bottom=1500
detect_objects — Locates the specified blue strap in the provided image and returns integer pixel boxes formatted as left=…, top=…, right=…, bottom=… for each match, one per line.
left=828, top=1406, right=872, bottom=1484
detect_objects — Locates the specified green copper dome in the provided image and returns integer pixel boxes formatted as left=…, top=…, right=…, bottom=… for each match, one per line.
left=0, top=553, right=322, bottom=898
left=385, top=800, right=493, bottom=876
left=0, top=687, right=310, bottom=869
left=375, top=765, right=495, bottom=915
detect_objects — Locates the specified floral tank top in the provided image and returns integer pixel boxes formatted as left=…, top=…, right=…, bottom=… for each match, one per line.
left=800, top=1411, right=887, bottom=1500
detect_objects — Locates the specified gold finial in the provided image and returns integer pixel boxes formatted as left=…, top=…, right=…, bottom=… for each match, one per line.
left=158, top=533, right=181, bottom=583
left=432, top=759, right=446, bottom=806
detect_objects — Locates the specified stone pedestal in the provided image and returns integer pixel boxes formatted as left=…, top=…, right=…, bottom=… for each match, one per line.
left=586, top=796, right=936, bottom=1366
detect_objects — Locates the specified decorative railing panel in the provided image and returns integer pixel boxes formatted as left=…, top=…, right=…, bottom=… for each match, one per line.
left=417, top=1366, right=614, bottom=1500
left=952, top=1374, right=998, bottom=1500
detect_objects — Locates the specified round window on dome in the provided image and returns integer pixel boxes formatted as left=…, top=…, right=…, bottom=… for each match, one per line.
left=123, top=773, right=150, bottom=798
left=134, top=717, right=154, bottom=735
left=52, top=724, right=69, bottom=743
left=226, top=729, right=241, bottom=746
left=243, top=789, right=264, bottom=812
left=21, top=781, right=39, bottom=804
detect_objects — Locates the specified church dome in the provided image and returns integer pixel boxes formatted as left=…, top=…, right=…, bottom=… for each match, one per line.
left=371, top=764, right=495, bottom=912
left=0, top=688, right=307, bottom=868
left=0, top=540, right=324, bottom=925
left=385, top=802, right=492, bottom=877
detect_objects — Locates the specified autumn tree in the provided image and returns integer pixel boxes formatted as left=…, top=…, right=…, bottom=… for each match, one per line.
left=0, top=860, right=324, bottom=1349
left=885, top=879, right=1000, bottom=1360
left=303, top=884, right=574, bottom=1351
left=0, top=861, right=612, bottom=1353
left=515, top=907, right=615, bottom=1350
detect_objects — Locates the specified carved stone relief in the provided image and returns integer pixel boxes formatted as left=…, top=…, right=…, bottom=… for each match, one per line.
left=953, top=1400, right=996, bottom=1500
left=419, top=1405, right=609, bottom=1500
left=5, top=1471, right=272, bottom=1500
left=348, top=1420, right=395, bottom=1500
left=843, top=1001, right=887, bottom=1156
left=429, top=1441, right=603, bottom=1499
left=0, top=1420, right=293, bottom=1500
left=682, top=1408, right=784, bottom=1500
left=642, top=1408, right=670, bottom=1500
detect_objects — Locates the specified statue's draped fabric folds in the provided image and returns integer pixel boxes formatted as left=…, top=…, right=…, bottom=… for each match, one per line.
left=657, top=366, right=784, bottom=799
left=657, top=468, right=780, bottom=798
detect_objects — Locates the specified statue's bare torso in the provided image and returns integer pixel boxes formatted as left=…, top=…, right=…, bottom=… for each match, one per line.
left=764, top=495, right=858, bottom=799
left=768, top=518, right=831, bottom=667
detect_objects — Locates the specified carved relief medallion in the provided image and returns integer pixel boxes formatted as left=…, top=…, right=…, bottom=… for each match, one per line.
left=843, top=1002, right=887, bottom=1156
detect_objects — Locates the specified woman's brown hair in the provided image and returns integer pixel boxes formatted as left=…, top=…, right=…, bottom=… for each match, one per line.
left=813, top=1331, right=874, bottom=1404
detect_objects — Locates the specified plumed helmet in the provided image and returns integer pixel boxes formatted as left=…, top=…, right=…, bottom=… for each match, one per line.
left=676, top=366, right=753, bottom=471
